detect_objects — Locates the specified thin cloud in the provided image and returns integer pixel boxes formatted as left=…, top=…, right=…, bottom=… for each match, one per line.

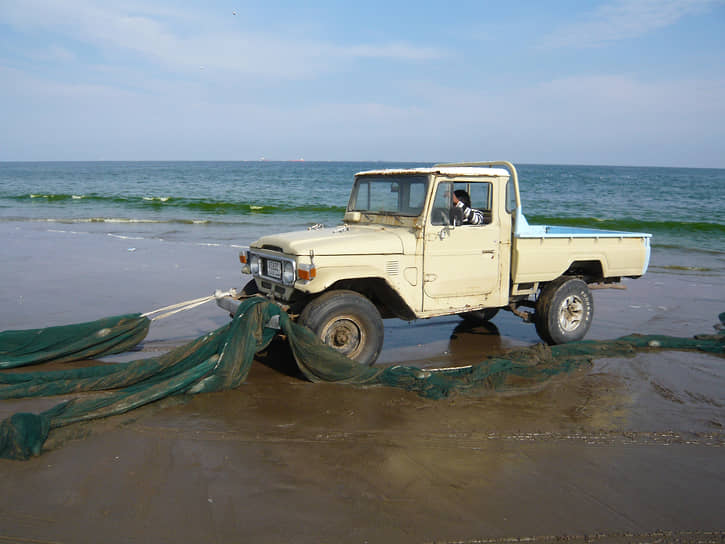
left=0, top=65, right=141, bottom=100
left=28, top=45, right=77, bottom=63
left=0, top=0, right=445, bottom=78
left=540, top=0, right=722, bottom=48
left=344, top=43, right=444, bottom=61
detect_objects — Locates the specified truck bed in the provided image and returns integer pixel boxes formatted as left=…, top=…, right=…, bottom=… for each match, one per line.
left=511, top=212, right=651, bottom=284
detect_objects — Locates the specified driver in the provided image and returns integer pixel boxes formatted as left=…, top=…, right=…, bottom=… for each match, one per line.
left=451, top=190, right=484, bottom=225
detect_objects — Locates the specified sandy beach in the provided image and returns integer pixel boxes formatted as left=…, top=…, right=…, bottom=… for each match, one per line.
left=1, top=223, right=724, bottom=543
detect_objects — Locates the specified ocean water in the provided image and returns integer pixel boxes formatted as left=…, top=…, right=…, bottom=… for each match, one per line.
left=1, top=161, right=723, bottom=273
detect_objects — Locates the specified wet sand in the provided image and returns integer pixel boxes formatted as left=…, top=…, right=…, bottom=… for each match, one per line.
left=1, top=224, right=724, bottom=543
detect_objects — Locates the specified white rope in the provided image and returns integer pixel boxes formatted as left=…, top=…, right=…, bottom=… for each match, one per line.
left=141, top=295, right=214, bottom=318
left=142, top=289, right=236, bottom=321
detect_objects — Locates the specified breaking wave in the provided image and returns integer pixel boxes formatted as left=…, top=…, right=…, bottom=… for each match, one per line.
left=9, top=193, right=346, bottom=215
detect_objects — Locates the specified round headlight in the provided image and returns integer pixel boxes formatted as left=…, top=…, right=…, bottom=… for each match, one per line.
left=283, top=261, right=295, bottom=285
left=249, top=255, right=260, bottom=275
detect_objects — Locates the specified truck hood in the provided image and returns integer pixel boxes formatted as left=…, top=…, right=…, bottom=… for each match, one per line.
left=251, top=225, right=405, bottom=256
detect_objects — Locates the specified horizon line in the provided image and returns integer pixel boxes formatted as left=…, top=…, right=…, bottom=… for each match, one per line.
left=1, top=159, right=724, bottom=170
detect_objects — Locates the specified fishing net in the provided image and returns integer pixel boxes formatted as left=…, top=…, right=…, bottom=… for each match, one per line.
left=0, top=314, right=150, bottom=369
left=1, top=298, right=723, bottom=460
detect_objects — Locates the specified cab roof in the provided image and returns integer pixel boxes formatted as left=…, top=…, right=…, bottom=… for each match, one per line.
left=355, top=166, right=510, bottom=177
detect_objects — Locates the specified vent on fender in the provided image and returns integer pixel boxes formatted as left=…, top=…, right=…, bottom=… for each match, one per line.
left=385, top=261, right=400, bottom=276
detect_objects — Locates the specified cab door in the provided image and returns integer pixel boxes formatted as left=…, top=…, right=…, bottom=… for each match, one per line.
left=422, top=180, right=501, bottom=312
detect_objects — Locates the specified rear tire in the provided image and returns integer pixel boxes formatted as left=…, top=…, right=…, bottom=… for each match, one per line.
left=459, top=308, right=499, bottom=324
left=298, top=290, right=384, bottom=366
left=535, top=277, right=593, bottom=345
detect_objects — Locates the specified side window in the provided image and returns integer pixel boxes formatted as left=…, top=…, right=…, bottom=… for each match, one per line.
left=505, top=179, right=516, bottom=213
left=430, top=182, right=453, bottom=225
left=429, top=180, right=494, bottom=226
left=452, top=181, right=492, bottom=226
left=467, top=183, right=491, bottom=212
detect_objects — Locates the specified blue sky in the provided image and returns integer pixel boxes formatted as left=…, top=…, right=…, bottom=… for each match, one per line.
left=1, top=0, right=724, bottom=166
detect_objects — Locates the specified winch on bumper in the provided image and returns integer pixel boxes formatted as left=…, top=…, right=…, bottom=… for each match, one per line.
left=214, top=288, right=282, bottom=330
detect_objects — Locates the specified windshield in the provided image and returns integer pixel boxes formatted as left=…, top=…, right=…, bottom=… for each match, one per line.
left=348, top=175, right=428, bottom=216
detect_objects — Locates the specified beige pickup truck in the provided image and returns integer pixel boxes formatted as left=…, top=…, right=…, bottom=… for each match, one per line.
left=223, top=161, right=651, bottom=365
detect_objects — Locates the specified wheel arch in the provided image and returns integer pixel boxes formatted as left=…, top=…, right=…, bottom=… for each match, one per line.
left=563, top=260, right=605, bottom=283
left=323, top=277, right=416, bottom=321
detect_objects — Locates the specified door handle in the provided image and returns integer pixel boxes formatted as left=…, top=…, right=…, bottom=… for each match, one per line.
left=481, top=249, right=495, bottom=254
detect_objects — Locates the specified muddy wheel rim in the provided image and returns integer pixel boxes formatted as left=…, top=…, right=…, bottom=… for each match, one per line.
left=320, top=316, right=365, bottom=358
left=558, top=295, right=584, bottom=332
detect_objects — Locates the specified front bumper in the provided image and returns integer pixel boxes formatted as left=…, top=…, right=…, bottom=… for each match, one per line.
left=214, top=292, right=282, bottom=329
left=215, top=292, right=243, bottom=315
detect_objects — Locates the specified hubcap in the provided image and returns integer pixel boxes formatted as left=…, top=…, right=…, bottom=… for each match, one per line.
left=558, top=295, right=584, bottom=332
left=320, top=316, right=365, bottom=358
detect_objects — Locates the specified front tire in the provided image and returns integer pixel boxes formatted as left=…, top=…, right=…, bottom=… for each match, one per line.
left=298, top=290, right=384, bottom=366
left=535, top=277, right=593, bottom=345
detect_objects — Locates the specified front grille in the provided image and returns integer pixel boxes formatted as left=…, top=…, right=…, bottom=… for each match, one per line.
left=249, top=250, right=295, bottom=286
left=262, top=258, right=282, bottom=280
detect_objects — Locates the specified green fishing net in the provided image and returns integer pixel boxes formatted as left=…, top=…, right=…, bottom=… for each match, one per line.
left=1, top=299, right=723, bottom=460
left=0, top=314, right=150, bottom=369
